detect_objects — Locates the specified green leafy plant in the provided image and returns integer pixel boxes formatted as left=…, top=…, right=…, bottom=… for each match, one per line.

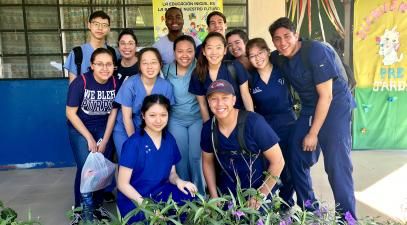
left=0, top=201, right=41, bottom=225
left=101, top=188, right=406, bottom=225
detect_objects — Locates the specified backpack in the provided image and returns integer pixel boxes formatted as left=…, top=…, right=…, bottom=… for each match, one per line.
left=73, top=45, right=118, bottom=76
left=224, top=60, right=253, bottom=91
left=210, top=110, right=262, bottom=183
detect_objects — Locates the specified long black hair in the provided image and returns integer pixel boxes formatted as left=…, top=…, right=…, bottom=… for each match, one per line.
left=194, top=32, right=226, bottom=82
left=140, top=94, right=171, bottom=137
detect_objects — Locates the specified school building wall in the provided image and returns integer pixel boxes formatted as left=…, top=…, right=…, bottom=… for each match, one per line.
left=0, top=1, right=285, bottom=169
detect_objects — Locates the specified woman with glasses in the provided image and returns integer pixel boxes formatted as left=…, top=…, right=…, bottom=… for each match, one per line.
left=162, top=35, right=205, bottom=195
left=66, top=48, right=118, bottom=223
left=116, top=29, right=139, bottom=90
left=113, top=47, right=175, bottom=159
left=246, top=38, right=296, bottom=210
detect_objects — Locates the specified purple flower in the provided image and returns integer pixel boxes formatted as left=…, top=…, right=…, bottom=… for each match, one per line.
left=345, top=211, right=357, bottom=225
left=304, top=199, right=312, bottom=208
left=232, top=210, right=245, bottom=219
left=314, top=209, right=322, bottom=218
left=227, top=201, right=234, bottom=210
left=279, top=217, right=292, bottom=225
left=320, top=206, right=328, bottom=214
left=257, top=219, right=264, bottom=225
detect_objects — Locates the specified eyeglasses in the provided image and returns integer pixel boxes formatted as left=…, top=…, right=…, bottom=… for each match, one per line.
left=91, top=21, right=110, bottom=29
left=93, top=62, right=115, bottom=69
left=248, top=49, right=268, bottom=60
left=119, top=41, right=136, bottom=47
left=141, top=61, right=160, bottom=67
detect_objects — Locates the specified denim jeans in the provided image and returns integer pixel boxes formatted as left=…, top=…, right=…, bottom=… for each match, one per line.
left=168, top=117, right=205, bottom=195
left=68, top=126, right=113, bottom=221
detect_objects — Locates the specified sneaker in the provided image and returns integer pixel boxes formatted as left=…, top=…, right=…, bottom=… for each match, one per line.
left=94, top=206, right=113, bottom=222
left=103, top=192, right=116, bottom=203
left=69, top=212, right=82, bottom=225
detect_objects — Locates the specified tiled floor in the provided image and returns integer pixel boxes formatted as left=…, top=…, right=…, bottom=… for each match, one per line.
left=1, top=150, right=406, bottom=224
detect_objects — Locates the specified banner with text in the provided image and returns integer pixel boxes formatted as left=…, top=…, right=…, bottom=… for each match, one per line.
left=353, top=0, right=407, bottom=149
left=152, top=0, right=223, bottom=42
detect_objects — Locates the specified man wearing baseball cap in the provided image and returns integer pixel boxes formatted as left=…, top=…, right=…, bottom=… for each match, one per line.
left=201, top=79, right=285, bottom=209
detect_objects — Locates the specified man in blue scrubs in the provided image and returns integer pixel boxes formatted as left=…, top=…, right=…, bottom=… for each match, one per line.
left=268, top=17, right=356, bottom=218
left=201, top=79, right=285, bottom=209
left=64, top=11, right=112, bottom=83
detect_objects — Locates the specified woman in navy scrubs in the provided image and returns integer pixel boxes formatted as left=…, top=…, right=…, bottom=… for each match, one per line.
left=226, top=29, right=252, bottom=70
left=117, top=94, right=197, bottom=223
left=188, top=32, right=254, bottom=122
left=246, top=38, right=296, bottom=209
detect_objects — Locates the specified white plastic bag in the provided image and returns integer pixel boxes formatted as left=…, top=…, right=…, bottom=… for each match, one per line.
left=80, top=152, right=115, bottom=193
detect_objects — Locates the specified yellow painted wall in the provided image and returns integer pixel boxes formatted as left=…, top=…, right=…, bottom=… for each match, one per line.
left=248, top=0, right=285, bottom=49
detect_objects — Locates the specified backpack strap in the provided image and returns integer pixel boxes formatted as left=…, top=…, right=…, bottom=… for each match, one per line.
left=270, top=51, right=301, bottom=113
left=81, top=74, right=86, bottom=90
left=73, top=46, right=83, bottom=76
left=112, top=76, right=117, bottom=90
left=224, top=60, right=237, bottom=84
left=300, top=40, right=313, bottom=72
left=211, top=117, right=235, bottom=183
left=237, top=110, right=249, bottom=154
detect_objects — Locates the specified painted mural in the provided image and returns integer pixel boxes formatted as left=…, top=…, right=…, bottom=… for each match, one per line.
left=152, top=0, right=223, bottom=42
left=353, top=0, right=407, bottom=149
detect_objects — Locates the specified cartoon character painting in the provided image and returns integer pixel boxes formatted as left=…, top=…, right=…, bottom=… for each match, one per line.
left=378, top=27, right=404, bottom=66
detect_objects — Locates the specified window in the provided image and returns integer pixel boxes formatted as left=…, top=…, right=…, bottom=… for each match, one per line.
left=0, top=0, right=247, bottom=79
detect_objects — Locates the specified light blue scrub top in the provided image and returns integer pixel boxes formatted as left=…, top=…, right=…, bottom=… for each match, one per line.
left=113, top=75, right=175, bottom=132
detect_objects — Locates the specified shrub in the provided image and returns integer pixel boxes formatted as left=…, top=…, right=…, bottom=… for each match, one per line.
left=0, top=200, right=41, bottom=225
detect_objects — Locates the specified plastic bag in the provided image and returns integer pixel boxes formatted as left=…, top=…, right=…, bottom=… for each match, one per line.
left=80, top=152, right=115, bottom=193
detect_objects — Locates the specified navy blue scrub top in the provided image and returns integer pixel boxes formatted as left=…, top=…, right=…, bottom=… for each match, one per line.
left=201, top=111, right=280, bottom=194
left=189, top=61, right=249, bottom=109
left=250, top=66, right=296, bottom=129
left=119, top=131, right=181, bottom=196
left=276, top=41, right=355, bottom=116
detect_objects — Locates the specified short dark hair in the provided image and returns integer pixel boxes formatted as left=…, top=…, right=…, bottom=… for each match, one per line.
left=89, top=10, right=110, bottom=25
left=268, top=17, right=296, bottom=38
left=206, top=11, right=226, bottom=26
left=90, top=48, right=114, bottom=64
left=118, top=28, right=138, bottom=45
left=140, top=94, right=171, bottom=136
left=173, top=35, right=196, bottom=51
left=165, top=7, right=183, bottom=18
left=226, top=29, right=248, bottom=44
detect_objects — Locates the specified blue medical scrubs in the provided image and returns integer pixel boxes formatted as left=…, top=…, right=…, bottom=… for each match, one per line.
left=117, top=131, right=194, bottom=223
left=112, top=75, right=174, bottom=158
left=273, top=41, right=356, bottom=218
left=249, top=66, right=296, bottom=207
left=201, top=111, right=280, bottom=195
left=189, top=60, right=249, bottom=110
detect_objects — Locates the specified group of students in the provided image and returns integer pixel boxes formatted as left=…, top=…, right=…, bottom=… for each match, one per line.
left=65, top=8, right=356, bottom=225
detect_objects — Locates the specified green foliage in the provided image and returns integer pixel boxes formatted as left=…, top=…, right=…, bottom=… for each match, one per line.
left=65, top=188, right=406, bottom=225
left=0, top=201, right=41, bottom=225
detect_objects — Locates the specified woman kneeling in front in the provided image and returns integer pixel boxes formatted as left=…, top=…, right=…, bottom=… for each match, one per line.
left=117, top=94, right=197, bottom=223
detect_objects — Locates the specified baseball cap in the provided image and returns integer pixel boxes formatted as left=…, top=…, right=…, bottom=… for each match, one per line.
left=206, top=79, right=235, bottom=97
